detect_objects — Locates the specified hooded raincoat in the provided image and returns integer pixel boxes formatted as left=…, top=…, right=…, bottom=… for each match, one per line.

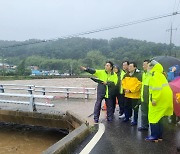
left=148, top=63, right=173, bottom=123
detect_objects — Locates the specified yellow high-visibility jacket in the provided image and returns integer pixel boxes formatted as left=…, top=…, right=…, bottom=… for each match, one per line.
left=93, top=70, right=118, bottom=98
left=122, top=71, right=142, bottom=99
left=120, top=70, right=126, bottom=94
left=148, top=63, right=173, bottom=123
left=141, top=71, right=151, bottom=102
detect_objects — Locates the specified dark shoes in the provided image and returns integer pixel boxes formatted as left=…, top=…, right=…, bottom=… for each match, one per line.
left=145, top=136, right=159, bottom=142
left=94, top=120, right=99, bottom=124
left=131, top=121, right=137, bottom=126
left=138, top=127, right=148, bottom=131
left=122, top=118, right=129, bottom=122
left=107, top=118, right=113, bottom=122
left=177, top=146, right=180, bottom=152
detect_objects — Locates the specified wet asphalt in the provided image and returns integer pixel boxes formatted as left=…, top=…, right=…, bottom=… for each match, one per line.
left=76, top=113, right=180, bottom=154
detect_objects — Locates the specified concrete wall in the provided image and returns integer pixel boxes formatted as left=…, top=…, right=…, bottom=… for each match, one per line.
left=43, top=123, right=90, bottom=154
left=0, top=110, right=81, bottom=131
left=0, top=109, right=90, bottom=154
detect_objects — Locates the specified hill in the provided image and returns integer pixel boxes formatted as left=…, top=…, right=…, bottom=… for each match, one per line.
left=0, top=37, right=179, bottom=74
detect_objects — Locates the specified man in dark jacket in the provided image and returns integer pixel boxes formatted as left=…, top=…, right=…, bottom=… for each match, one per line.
left=122, top=62, right=142, bottom=125
left=81, top=61, right=118, bottom=123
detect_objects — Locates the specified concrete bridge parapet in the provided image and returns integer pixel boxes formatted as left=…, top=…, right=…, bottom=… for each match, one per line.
left=0, top=109, right=91, bottom=154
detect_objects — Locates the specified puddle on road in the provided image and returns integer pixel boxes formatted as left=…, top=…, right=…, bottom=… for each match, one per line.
left=0, top=122, right=67, bottom=154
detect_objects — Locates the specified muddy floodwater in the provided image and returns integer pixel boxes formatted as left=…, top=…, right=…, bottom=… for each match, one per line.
left=0, top=122, right=66, bottom=154
left=0, top=78, right=96, bottom=89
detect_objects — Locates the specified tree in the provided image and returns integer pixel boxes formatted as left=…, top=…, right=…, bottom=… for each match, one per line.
left=16, top=59, right=31, bottom=76
left=83, top=50, right=106, bottom=68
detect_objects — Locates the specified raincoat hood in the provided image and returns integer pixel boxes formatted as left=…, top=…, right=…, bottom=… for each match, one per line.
left=150, top=63, right=163, bottom=73
left=148, top=62, right=173, bottom=123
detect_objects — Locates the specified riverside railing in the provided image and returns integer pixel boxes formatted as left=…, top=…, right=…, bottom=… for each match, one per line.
left=0, top=84, right=96, bottom=99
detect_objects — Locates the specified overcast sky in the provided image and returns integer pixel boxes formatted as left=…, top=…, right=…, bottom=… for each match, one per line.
left=0, top=0, right=180, bottom=45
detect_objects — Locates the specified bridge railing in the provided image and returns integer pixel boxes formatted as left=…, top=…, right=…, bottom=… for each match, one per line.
left=0, top=84, right=35, bottom=94
left=0, top=84, right=96, bottom=99
left=35, top=86, right=95, bottom=99
left=0, top=92, right=55, bottom=112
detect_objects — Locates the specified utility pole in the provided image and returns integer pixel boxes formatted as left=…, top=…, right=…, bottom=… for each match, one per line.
left=2, top=53, right=4, bottom=76
left=166, top=24, right=177, bottom=56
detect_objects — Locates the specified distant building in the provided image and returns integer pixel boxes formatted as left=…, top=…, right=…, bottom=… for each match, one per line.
left=41, top=70, right=49, bottom=76
left=0, top=63, right=16, bottom=71
left=0, top=63, right=10, bottom=69
left=30, top=66, right=39, bottom=70
left=49, top=70, right=60, bottom=76
left=31, top=70, right=42, bottom=76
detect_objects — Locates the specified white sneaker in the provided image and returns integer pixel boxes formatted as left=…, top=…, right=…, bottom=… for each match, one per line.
left=119, top=113, right=125, bottom=119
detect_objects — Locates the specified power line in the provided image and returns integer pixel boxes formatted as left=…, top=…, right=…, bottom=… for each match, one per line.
left=0, top=11, right=180, bottom=50
left=166, top=0, right=179, bottom=44
left=62, top=12, right=180, bottom=38
left=168, top=0, right=178, bottom=27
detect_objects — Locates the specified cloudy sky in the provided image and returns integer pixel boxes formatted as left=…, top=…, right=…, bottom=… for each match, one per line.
left=0, top=0, right=180, bottom=45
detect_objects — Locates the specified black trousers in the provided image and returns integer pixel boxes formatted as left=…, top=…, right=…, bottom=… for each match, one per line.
left=150, top=118, right=163, bottom=138
left=141, top=100, right=149, bottom=128
left=112, top=93, right=125, bottom=114
left=118, top=94, right=125, bottom=115
left=94, top=95, right=114, bottom=121
left=124, top=97, right=139, bottom=122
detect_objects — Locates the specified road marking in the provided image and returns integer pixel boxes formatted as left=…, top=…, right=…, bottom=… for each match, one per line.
left=80, top=123, right=105, bottom=154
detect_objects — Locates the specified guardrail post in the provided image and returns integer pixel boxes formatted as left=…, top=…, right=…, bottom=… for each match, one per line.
left=29, top=95, right=36, bottom=112
left=28, top=86, right=33, bottom=94
left=85, top=89, right=89, bottom=99
left=66, top=88, right=69, bottom=99
left=42, top=88, right=46, bottom=95
left=0, top=85, right=4, bottom=93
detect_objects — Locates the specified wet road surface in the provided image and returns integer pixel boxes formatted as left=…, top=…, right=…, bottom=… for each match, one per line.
left=75, top=112, right=180, bottom=154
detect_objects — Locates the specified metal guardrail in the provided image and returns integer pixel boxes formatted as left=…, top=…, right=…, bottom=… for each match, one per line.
left=0, top=84, right=34, bottom=94
left=0, top=84, right=96, bottom=112
left=0, top=84, right=96, bottom=99
left=0, top=93, right=55, bottom=112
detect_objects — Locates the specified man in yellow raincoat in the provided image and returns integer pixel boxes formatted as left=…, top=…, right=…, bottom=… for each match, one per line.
left=145, top=60, right=173, bottom=142
left=122, top=62, right=142, bottom=125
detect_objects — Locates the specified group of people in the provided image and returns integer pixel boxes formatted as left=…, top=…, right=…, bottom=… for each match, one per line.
left=81, top=59, right=173, bottom=142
